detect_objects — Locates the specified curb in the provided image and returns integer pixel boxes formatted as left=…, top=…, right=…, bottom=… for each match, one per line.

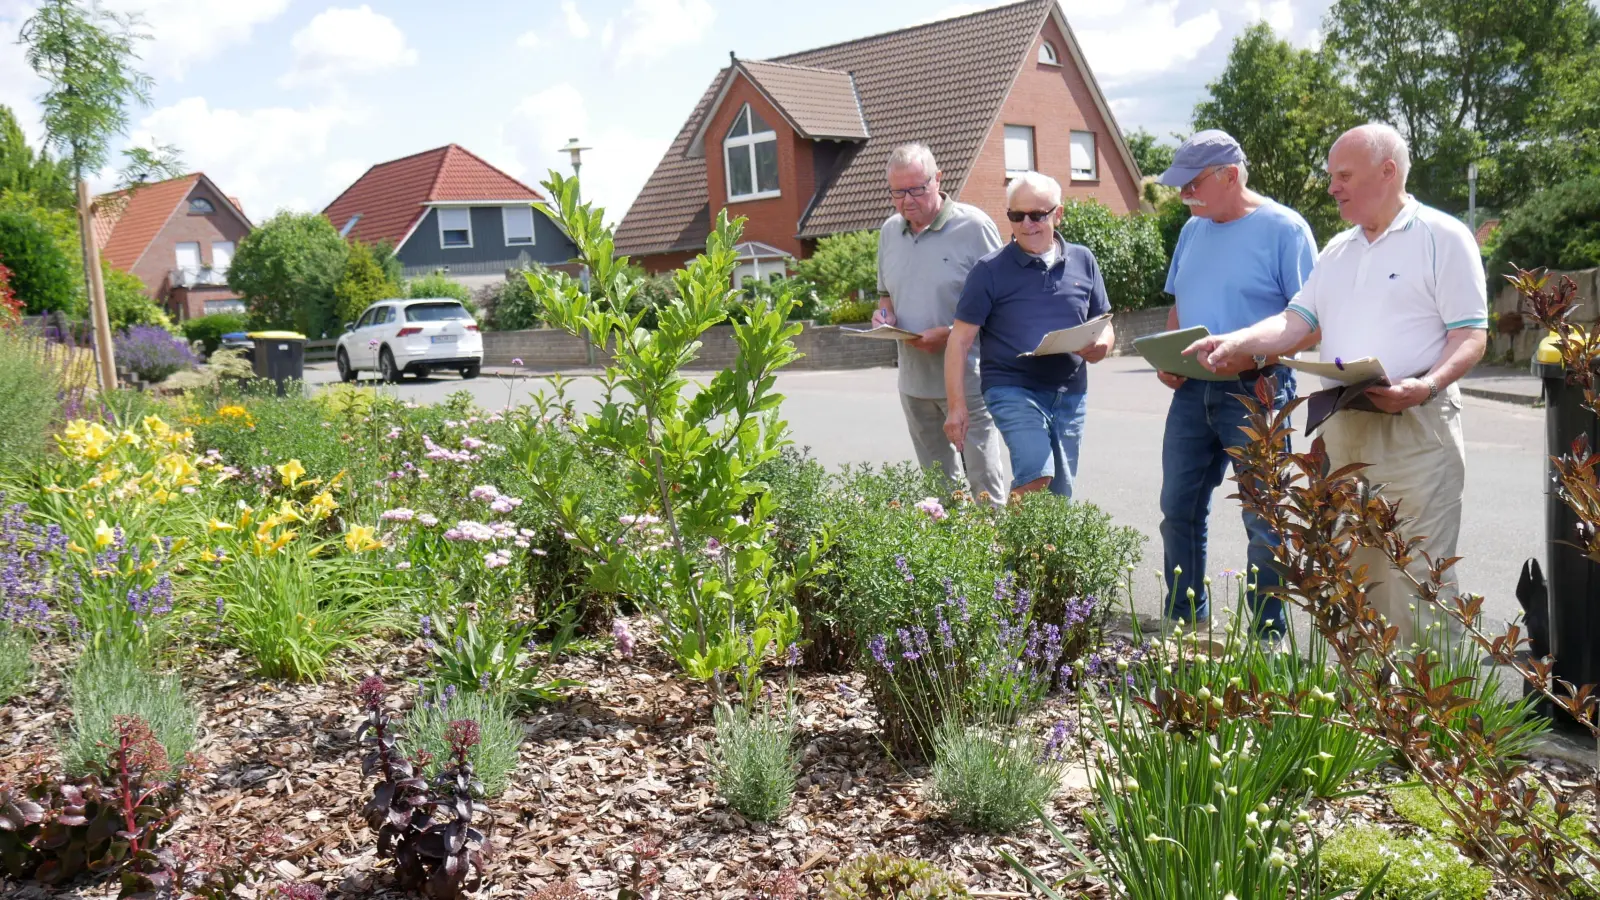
left=1459, top=384, right=1542, bottom=406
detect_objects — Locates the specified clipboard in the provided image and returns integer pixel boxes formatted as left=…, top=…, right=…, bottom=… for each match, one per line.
left=1132, top=326, right=1236, bottom=382
left=1281, top=355, right=1388, bottom=386
left=841, top=324, right=920, bottom=341
left=1020, top=313, right=1113, bottom=357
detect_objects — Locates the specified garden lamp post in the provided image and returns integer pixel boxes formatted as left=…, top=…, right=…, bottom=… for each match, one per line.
left=560, top=137, right=590, bottom=202
left=1467, top=162, right=1478, bottom=232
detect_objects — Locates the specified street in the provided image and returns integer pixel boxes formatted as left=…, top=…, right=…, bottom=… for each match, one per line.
left=307, top=357, right=1546, bottom=632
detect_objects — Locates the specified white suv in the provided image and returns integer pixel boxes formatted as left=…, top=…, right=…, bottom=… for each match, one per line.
left=336, top=299, right=484, bottom=383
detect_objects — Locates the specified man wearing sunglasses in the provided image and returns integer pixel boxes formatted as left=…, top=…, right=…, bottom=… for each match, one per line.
left=1154, top=129, right=1317, bottom=638
left=942, top=171, right=1115, bottom=499
left=875, top=143, right=1008, bottom=502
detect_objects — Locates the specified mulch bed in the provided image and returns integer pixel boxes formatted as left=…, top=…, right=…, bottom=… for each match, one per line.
left=2, top=635, right=1589, bottom=898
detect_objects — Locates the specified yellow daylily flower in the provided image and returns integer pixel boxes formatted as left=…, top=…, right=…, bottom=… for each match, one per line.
left=275, top=501, right=304, bottom=524
left=93, top=520, right=115, bottom=549
left=142, top=415, right=171, bottom=438
left=200, top=548, right=218, bottom=563
left=276, top=459, right=306, bottom=488
left=208, top=518, right=236, bottom=533
left=307, top=491, right=339, bottom=519
left=266, top=530, right=298, bottom=554
left=68, top=541, right=88, bottom=554
left=344, top=525, right=383, bottom=553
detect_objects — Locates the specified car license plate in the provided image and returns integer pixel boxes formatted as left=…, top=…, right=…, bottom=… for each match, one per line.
left=431, top=335, right=457, bottom=344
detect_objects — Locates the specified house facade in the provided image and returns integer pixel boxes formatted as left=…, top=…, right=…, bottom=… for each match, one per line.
left=321, top=144, right=580, bottom=291
left=92, top=173, right=253, bottom=320
left=614, top=0, right=1142, bottom=278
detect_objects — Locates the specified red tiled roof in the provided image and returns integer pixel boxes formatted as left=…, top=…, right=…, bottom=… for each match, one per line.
left=615, top=0, right=1055, bottom=257
left=1474, top=218, right=1500, bottom=247
left=93, top=174, right=201, bottom=271
left=321, top=144, right=546, bottom=249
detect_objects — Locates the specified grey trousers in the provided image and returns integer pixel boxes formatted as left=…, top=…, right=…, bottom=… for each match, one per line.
left=899, top=392, right=1010, bottom=503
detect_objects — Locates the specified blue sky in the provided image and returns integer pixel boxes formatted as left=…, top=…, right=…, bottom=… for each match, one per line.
left=1, top=0, right=1333, bottom=225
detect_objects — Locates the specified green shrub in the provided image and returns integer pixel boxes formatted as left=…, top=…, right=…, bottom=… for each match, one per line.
left=792, top=230, right=876, bottom=304
left=181, top=311, right=251, bottom=354
left=997, top=492, right=1143, bottom=651
left=0, top=627, right=32, bottom=701
left=478, top=266, right=545, bottom=331
left=229, top=211, right=349, bottom=337
left=61, top=654, right=198, bottom=779
left=0, top=330, right=73, bottom=468
left=1321, top=825, right=1491, bottom=900
left=823, top=853, right=970, bottom=899
left=406, top=272, right=472, bottom=305
left=400, top=688, right=522, bottom=798
left=1055, top=199, right=1167, bottom=311
left=103, top=263, right=171, bottom=331
left=334, top=240, right=403, bottom=327
left=930, top=721, right=1066, bottom=832
left=826, top=298, right=876, bottom=325
left=709, top=698, right=798, bottom=822
left=1488, top=173, right=1600, bottom=277
left=0, top=207, right=76, bottom=314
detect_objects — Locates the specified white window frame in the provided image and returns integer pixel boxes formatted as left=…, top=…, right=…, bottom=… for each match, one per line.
left=438, top=207, right=473, bottom=249
left=1070, top=130, right=1098, bottom=181
left=1038, top=40, right=1060, bottom=66
left=723, top=104, right=781, bottom=203
left=211, top=241, right=234, bottom=271
left=188, top=197, right=215, bottom=214
left=502, top=205, right=536, bottom=247
left=174, top=241, right=201, bottom=272
left=1004, top=125, right=1036, bottom=179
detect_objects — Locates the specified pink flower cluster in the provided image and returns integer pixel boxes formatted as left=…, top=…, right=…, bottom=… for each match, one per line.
left=443, top=520, right=504, bottom=542
left=483, top=548, right=513, bottom=569
left=914, top=497, right=948, bottom=521
left=380, top=507, right=416, bottom=522
left=612, top=618, right=636, bottom=658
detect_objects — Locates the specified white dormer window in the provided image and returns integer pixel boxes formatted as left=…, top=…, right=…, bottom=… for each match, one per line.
left=439, top=208, right=472, bottom=248
left=503, top=205, right=535, bottom=246
left=1038, top=40, right=1060, bottom=66
left=724, top=103, right=780, bottom=202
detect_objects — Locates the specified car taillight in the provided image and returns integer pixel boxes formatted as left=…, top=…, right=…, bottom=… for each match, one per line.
left=397, top=327, right=422, bottom=337
left=466, top=324, right=479, bottom=332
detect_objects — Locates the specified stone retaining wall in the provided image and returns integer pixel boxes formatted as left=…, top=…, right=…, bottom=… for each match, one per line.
left=483, top=305, right=1176, bottom=372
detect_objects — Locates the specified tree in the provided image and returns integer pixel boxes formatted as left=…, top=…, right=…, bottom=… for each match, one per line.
left=0, top=188, right=85, bottom=310
left=334, top=240, right=403, bottom=326
left=1487, top=173, right=1600, bottom=276
left=1055, top=200, right=1167, bottom=311
left=20, top=0, right=156, bottom=387
left=117, top=143, right=185, bottom=190
left=1324, top=0, right=1600, bottom=211
left=102, top=263, right=170, bottom=330
left=791, top=230, right=876, bottom=304
left=0, top=106, right=73, bottom=209
left=227, top=211, right=349, bottom=336
left=1123, top=127, right=1175, bottom=179
left=1192, top=22, right=1362, bottom=245
left=0, top=209, right=76, bottom=314
left=405, top=272, right=472, bottom=304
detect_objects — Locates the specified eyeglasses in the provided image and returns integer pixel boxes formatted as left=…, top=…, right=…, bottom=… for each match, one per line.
left=1006, top=206, right=1058, bottom=223
left=1181, top=167, right=1224, bottom=193
left=888, top=178, right=933, bottom=200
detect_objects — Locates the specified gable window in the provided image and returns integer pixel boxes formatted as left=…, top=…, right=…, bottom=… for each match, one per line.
left=723, top=103, right=780, bottom=201
left=1038, top=40, right=1059, bottom=65
left=1004, top=125, right=1035, bottom=178
left=503, top=205, right=536, bottom=246
left=189, top=198, right=215, bottom=214
left=1070, top=130, right=1098, bottom=181
left=438, top=207, right=472, bottom=248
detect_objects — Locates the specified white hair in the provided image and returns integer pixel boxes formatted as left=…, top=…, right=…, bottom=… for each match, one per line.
left=1342, top=123, right=1411, bottom=184
left=1006, top=171, right=1062, bottom=207
left=886, top=143, right=938, bottom=178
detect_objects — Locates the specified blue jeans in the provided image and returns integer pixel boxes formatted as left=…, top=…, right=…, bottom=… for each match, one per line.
left=983, top=385, right=1087, bottom=497
left=1159, top=368, right=1292, bottom=634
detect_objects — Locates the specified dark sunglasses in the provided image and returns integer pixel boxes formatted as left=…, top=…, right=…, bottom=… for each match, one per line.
left=1006, top=206, right=1058, bottom=223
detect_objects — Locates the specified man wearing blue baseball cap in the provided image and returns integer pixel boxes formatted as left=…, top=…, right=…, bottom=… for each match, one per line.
left=1153, top=129, right=1317, bottom=639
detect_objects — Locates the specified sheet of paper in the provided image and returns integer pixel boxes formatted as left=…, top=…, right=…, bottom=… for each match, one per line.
left=1020, top=313, right=1113, bottom=357
left=1132, top=326, right=1235, bottom=382
left=1281, top=355, right=1389, bottom=386
left=840, top=324, right=920, bottom=341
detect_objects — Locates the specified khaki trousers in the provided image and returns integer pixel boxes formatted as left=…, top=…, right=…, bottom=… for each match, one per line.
left=900, top=392, right=1010, bottom=504
left=1319, top=385, right=1466, bottom=647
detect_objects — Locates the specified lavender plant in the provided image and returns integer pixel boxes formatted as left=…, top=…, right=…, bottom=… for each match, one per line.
left=930, top=717, right=1072, bottom=832
left=114, top=325, right=198, bottom=384
left=0, top=625, right=32, bottom=702
left=709, top=690, right=799, bottom=822
left=401, top=686, right=521, bottom=798
left=1, top=498, right=63, bottom=636
left=61, top=654, right=198, bottom=780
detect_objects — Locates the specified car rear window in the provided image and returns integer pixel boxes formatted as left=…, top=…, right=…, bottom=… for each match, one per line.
left=405, top=302, right=471, bottom=322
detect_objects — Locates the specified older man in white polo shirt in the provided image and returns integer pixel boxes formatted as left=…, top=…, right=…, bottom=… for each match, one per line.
left=1186, top=123, right=1488, bottom=645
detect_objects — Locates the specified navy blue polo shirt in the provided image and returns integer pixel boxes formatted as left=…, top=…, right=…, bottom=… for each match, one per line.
left=954, top=237, right=1111, bottom=394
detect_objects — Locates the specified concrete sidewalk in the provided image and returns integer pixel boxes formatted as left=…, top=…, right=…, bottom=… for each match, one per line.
left=1459, top=364, right=1544, bottom=406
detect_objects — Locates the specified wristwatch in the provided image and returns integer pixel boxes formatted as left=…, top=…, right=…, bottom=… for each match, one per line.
left=1423, top=376, right=1439, bottom=403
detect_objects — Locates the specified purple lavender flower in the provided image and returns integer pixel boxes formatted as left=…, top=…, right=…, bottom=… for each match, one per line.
left=894, top=555, right=914, bottom=584
left=1039, top=719, right=1074, bottom=763
left=419, top=614, right=432, bottom=640
left=935, top=607, right=955, bottom=649
left=443, top=684, right=457, bottom=706
left=868, top=634, right=894, bottom=672
left=1013, top=587, right=1032, bottom=619
left=786, top=643, right=800, bottom=668
left=897, top=627, right=920, bottom=662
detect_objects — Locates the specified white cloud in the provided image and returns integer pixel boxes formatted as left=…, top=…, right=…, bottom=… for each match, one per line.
left=130, top=97, right=350, bottom=217
left=613, top=0, right=714, bottom=67
left=919, top=3, right=1006, bottom=25
left=0, top=13, right=45, bottom=147
left=1064, top=0, right=1224, bottom=82
left=515, top=29, right=540, bottom=49
left=103, top=0, right=290, bottom=80
left=280, top=5, right=418, bottom=88
left=561, top=1, right=590, bottom=39
left=601, top=20, right=616, bottom=50
left=496, top=83, right=668, bottom=227
left=1240, top=0, right=1296, bottom=34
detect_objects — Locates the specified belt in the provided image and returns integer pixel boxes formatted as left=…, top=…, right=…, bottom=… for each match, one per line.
left=1237, top=363, right=1289, bottom=380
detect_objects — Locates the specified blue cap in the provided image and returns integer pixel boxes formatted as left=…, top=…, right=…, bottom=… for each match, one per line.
left=1155, top=129, right=1247, bottom=187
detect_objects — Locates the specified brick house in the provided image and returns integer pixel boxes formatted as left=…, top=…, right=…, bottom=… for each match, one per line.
left=92, top=173, right=253, bottom=321
left=321, top=144, right=580, bottom=292
left=614, top=0, right=1142, bottom=279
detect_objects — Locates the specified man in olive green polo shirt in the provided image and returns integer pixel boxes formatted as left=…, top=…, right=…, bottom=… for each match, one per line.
left=874, top=142, right=1008, bottom=501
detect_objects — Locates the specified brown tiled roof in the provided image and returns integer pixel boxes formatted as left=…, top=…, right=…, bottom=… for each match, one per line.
left=93, top=174, right=201, bottom=271
left=730, top=60, right=868, bottom=142
left=614, top=0, right=1052, bottom=257
left=321, top=144, right=546, bottom=249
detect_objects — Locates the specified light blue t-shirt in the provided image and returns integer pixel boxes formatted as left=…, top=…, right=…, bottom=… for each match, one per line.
left=1164, top=200, right=1317, bottom=335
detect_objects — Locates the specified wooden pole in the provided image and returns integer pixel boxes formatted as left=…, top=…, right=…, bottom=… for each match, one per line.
left=76, top=179, right=116, bottom=390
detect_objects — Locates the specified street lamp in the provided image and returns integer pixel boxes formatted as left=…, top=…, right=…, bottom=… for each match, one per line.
left=1467, top=162, right=1478, bottom=232
left=559, top=136, right=590, bottom=200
